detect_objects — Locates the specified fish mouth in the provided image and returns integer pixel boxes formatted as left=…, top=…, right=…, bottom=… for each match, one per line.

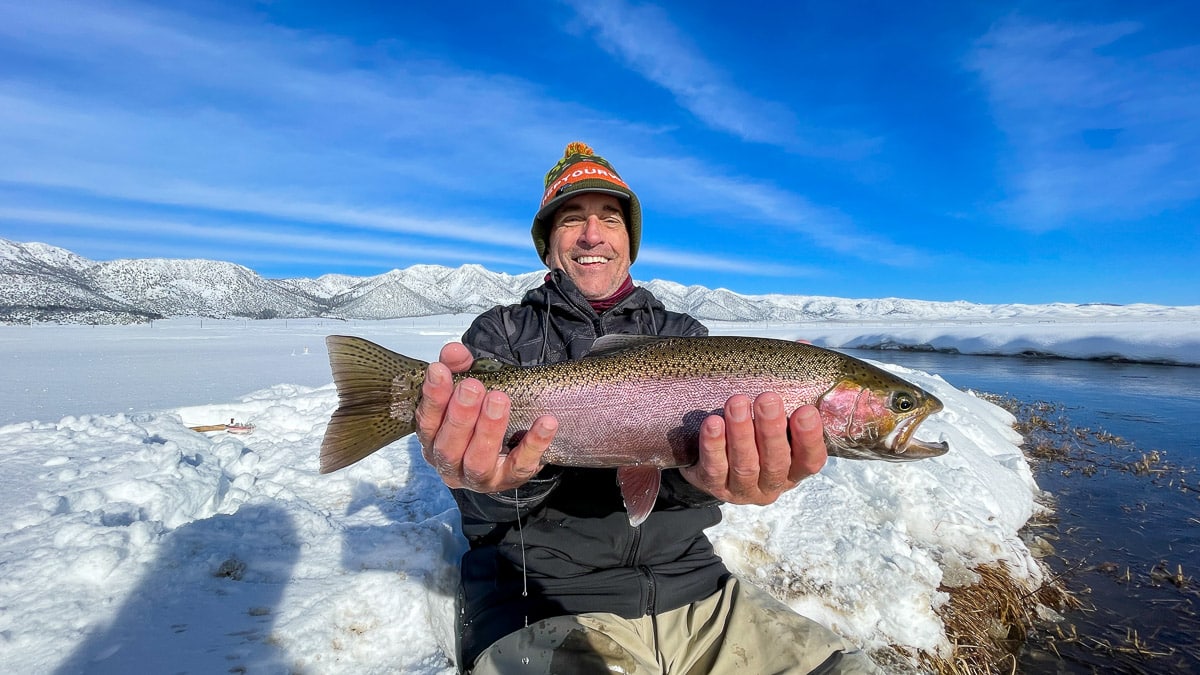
left=888, top=414, right=949, bottom=460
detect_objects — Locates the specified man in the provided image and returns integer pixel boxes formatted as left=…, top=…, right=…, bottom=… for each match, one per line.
left=415, top=143, right=878, bottom=674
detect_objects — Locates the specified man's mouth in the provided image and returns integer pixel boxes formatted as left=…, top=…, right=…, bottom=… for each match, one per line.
left=574, top=255, right=610, bottom=265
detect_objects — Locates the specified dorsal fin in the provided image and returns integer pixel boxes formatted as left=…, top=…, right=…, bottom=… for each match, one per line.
left=587, top=334, right=665, bottom=358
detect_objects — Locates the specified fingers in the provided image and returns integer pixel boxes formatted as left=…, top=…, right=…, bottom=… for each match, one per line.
left=439, top=342, right=475, bottom=372
left=686, top=414, right=729, bottom=496
left=788, top=405, right=827, bottom=482
left=414, top=343, right=474, bottom=449
left=723, top=395, right=760, bottom=496
left=752, top=393, right=792, bottom=494
left=414, top=360, right=456, bottom=449
left=683, top=394, right=826, bottom=505
left=414, top=347, right=556, bottom=492
left=424, top=383, right=551, bottom=492
left=456, top=388, right=514, bottom=487
left=503, top=415, right=558, bottom=484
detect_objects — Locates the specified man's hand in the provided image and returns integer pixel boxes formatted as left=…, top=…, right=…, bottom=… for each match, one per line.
left=681, top=393, right=827, bottom=505
left=414, top=342, right=557, bottom=492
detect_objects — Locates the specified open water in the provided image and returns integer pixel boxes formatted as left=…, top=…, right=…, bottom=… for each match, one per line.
left=847, top=349, right=1200, bottom=673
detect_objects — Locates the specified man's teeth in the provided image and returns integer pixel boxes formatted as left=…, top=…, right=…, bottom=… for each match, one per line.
left=576, top=256, right=608, bottom=264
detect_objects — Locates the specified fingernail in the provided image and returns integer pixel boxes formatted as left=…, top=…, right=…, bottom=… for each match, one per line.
left=797, top=406, right=821, bottom=430
left=702, top=416, right=723, bottom=438
left=759, top=397, right=782, bottom=419
left=534, top=417, right=558, bottom=440
left=456, top=382, right=481, bottom=405
left=729, top=400, right=750, bottom=422
left=483, top=394, right=505, bottom=419
left=426, top=365, right=444, bottom=385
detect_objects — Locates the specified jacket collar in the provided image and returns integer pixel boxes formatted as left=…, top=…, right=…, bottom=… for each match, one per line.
left=527, top=269, right=662, bottom=319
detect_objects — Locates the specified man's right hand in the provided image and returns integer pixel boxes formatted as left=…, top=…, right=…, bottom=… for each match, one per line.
left=414, top=342, right=557, bottom=492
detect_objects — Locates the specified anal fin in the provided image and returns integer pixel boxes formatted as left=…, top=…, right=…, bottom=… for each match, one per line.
left=616, top=466, right=662, bottom=527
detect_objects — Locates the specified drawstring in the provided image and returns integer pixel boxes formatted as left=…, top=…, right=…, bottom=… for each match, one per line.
left=536, top=272, right=660, bottom=360
left=540, top=303, right=550, bottom=364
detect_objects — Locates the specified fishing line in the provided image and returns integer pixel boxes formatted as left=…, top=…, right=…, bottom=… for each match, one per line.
left=514, top=488, right=531, bottom=664
left=514, top=487, right=529, bottom=625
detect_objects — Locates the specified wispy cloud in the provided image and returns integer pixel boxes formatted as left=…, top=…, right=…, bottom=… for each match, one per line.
left=0, top=207, right=530, bottom=269
left=0, top=0, right=906, bottom=277
left=561, top=0, right=878, bottom=159
left=0, top=1, right=593, bottom=268
left=967, top=16, right=1200, bottom=230
left=0, top=2, right=605, bottom=202
left=628, top=155, right=935, bottom=269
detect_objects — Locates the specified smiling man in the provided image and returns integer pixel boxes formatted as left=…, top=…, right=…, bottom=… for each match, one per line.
left=414, top=143, right=880, bottom=674
left=533, top=142, right=637, bottom=303
left=540, top=192, right=631, bottom=300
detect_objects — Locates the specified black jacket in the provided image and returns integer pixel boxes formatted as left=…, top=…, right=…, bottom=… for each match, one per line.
left=455, top=270, right=731, bottom=668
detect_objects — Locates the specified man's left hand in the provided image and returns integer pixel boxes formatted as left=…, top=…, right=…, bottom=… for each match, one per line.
left=680, top=393, right=827, bottom=505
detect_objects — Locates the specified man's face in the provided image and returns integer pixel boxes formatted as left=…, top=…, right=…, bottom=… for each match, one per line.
left=545, top=192, right=632, bottom=300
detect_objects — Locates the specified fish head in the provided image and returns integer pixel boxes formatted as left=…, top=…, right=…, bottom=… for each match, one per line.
left=816, top=369, right=948, bottom=462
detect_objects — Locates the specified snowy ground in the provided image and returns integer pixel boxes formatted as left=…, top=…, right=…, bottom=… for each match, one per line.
left=1, top=314, right=1196, bottom=673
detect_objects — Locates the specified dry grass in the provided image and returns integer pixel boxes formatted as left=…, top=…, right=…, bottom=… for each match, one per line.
left=899, top=562, right=1079, bottom=674
left=976, top=393, right=1194, bottom=488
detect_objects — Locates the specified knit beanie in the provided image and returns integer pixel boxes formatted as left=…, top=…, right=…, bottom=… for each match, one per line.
left=531, top=142, right=642, bottom=263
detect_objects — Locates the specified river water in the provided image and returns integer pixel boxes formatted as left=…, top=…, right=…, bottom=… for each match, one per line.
left=847, top=349, right=1200, bottom=673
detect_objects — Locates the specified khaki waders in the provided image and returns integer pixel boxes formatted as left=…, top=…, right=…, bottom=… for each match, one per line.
left=469, top=577, right=880, bottom=675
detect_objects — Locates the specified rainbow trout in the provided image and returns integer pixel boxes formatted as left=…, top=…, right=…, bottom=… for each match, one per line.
left=320, top=334, right=948, bottom=525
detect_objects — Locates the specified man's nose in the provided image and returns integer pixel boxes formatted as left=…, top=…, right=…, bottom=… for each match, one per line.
left=579, top=215, right=605, bottom=244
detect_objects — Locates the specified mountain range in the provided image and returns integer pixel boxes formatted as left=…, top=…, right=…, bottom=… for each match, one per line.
left=0, top=238, right=1181, bottom=325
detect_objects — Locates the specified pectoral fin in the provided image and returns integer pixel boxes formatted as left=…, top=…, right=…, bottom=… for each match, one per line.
left=616, top=466, right=662, bottom=527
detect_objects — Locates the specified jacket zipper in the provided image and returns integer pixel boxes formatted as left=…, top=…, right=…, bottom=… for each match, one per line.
left=640, top=565, right=657, bottom=614
left=622, top=522, right=656, bottom=614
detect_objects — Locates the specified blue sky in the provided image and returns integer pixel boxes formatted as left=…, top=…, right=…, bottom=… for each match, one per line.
left=2, top=1, right=1198, bottom=305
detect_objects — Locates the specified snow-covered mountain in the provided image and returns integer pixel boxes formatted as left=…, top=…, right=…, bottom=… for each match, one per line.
left=1, top=238, right=1193, bottom=325
left=90, top=257, right=324, bottom=319
left=0, top=239, right=158, bottom=323
left=0, top=240, right=544, bottom=324
left=317, top=265, right=545, bottom=320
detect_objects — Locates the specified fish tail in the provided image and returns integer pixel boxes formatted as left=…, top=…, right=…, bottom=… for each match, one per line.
left=320, top=335, right=429, bottom=474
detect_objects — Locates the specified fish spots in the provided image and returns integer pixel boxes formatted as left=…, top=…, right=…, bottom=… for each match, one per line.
left=388, top=369, right=424, bottom=425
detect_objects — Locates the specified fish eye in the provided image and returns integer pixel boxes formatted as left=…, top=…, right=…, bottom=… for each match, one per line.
left=891, top=392, right=916, bottom=413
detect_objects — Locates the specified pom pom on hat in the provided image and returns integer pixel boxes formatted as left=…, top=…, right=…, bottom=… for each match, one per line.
left=562, top=141, right=594, bottom=156
left=531, top=142, right=643, bottom=264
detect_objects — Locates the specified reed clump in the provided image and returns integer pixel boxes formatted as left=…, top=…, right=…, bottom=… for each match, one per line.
left=905, top=562, right=1078, bottom=674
